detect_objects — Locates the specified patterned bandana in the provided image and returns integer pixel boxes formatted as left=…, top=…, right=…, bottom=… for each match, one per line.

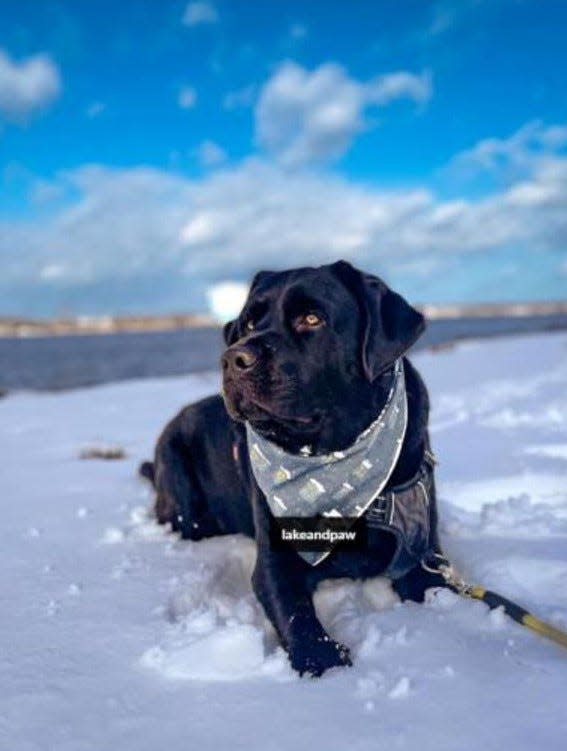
left=246, top=359, right=408, bottom=565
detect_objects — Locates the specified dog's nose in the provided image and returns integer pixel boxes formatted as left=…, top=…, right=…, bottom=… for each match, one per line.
left=222, top=345, right=259, bottom=373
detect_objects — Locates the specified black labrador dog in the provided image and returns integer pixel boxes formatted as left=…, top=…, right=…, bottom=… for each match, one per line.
left=141, top=260, right=446, bottom=676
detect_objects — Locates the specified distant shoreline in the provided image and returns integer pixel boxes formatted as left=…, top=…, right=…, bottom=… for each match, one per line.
left=0, top=312, right=217, bottom=338
left=1, top=301, right=567, bottom=338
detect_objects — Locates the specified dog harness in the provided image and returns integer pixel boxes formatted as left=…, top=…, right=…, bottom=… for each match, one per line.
left=246, top=358, right=434, bottom=572
left=364, top=446, right=435, bottom=579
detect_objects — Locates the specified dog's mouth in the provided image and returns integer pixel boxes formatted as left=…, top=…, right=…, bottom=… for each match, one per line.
left=248, top=400, right=323, bottom=427
left=222, top=385, right=323, bottom=430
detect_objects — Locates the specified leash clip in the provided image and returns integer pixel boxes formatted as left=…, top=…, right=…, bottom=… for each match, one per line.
left=421, top=553, right=474, bottom=597
left=421, top=554, right=567, bottom=651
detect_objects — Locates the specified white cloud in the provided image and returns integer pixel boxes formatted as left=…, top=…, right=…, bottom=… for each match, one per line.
left=368, top=70, right=432, bottom=105
left=0, top=48, right=61, bottom=121
left=207, top=281, right=249, bottom=322
left=255, top=62, right=432, bottom=167
left=180, top=210, right=220, bottom=245
left=182, top=2, right=218, bottom=27
left=39, top=263, right=67, bottom=281
left=447, top=120, right=567, bottom=177
left=427, top=0, right=489, bottom=37
left=178, top=86, right=197, bottom=109
left=30, top=177, right=65, bottom=205
left=2, top=122, right=566, bottom=315
left=195, top=140, right=227, bottom=167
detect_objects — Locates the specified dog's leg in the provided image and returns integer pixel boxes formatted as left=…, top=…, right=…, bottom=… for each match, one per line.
left=139, top=460, right=155, bottom=485
left=391, top=564, right=448, bottom=603
left=153, top=437, right=219, bottom=540
left=252, top=550, right=352, bottom=677
left=251, top=491, right=351, bottom=677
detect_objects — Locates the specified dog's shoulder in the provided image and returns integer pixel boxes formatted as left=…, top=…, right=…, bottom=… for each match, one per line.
left=402, top=356, right=430, bottom=417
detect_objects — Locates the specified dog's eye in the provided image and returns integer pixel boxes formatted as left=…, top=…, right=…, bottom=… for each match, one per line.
left=294, top=312, right=324, bottom=330
left=245, top=320, right=255, bottom=332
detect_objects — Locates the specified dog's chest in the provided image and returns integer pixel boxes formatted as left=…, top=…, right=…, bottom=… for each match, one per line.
left=246, top=360, right=408, bottom=565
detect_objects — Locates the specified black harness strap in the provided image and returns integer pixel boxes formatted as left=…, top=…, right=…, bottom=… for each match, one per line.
left=365, top=448, right=437, bottom=579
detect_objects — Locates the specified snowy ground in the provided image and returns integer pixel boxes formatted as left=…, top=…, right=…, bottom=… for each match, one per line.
left=1, top=333, right=566, bottom=751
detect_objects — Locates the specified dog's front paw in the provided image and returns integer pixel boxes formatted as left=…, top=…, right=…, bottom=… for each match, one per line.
left=289, top=634, right=352, bottom=677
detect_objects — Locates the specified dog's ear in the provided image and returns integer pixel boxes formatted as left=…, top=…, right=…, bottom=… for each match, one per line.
left=249, top=269, right=274, bottom=292
left=330, top=260, right=425, bottom=381
left=223, top=319, right=239, bottom=346
left=222, top=270, right=275, bottom=345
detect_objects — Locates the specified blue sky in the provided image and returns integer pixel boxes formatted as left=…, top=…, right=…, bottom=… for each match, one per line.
left=1, top=0, right=566, bottom=317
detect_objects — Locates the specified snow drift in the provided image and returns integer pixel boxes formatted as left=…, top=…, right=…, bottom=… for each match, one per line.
left=1, top=333, right=566, bottom=750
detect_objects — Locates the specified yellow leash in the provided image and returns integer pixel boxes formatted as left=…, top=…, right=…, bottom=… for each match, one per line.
left=422, top=554, right=567, bottom=651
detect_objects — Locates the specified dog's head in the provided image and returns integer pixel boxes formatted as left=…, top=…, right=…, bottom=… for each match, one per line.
left=221, top=260, right=425, bottom=453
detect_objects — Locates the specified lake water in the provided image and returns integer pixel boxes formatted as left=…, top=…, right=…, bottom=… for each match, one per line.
left=1, top=313, right=566, bottom=392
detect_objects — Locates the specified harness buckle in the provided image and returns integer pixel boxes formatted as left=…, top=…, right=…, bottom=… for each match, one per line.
left=367, top=493, right=389, bottom=517
left=424, top=449, right=438, bottom=467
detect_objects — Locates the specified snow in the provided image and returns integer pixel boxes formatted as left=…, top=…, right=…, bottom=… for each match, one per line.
left=1, top=333, right=566, bottom=751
